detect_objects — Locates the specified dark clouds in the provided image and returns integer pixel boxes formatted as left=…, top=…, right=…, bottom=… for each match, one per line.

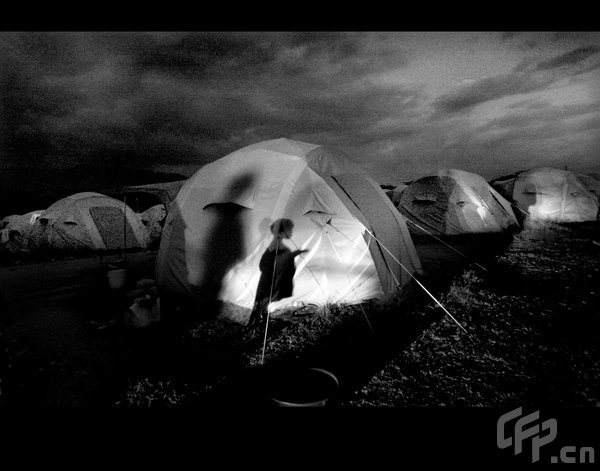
left=1, top=32, right=599, bottom=187
left=536, top=45, right=600, bottom=70
left=432, top=44, right=600, bottom=117
left=432, top=73, right=545, bottom=115
left=132, top=33, right=277, bottom=79
left=429, top=99, right=600, bottom=179
left=477, top=100, right=600, bottom=132
left=500, top=31, right=600, bottom=52
left=0, top=31, right=417, bottom=171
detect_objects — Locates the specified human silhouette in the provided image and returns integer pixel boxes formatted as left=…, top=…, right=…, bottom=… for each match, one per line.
left=196, top=173, right=254, bottom=311
left=247, top=218, right=308, bottom=328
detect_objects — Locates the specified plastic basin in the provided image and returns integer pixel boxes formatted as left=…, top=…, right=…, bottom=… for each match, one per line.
left=268, top=367, right=339, bottom=407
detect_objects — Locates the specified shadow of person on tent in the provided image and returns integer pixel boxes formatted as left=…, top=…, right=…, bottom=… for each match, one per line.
left=157, top=173, right=254, bottom=324
left=194, top=173, right=255, bottom=316
left=117, top=174, right=255, bottom=400
left=246, top=218, right=309, bottom=329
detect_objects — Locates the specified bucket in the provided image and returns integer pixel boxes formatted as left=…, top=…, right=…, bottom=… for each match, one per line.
left=107, top=268, right=127, bottom=290
left=268, top=367, right=339, bottom=407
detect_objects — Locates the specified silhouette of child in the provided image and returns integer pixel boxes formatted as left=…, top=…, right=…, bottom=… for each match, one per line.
left=247, top=219, right=308, bottom=328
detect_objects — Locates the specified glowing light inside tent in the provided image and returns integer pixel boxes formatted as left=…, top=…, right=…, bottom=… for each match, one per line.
left=476, top=205, right=487, bottom=220
left=528, top=197, right=561, bottom=220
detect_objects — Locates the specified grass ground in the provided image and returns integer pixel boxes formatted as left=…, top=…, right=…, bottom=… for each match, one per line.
left=343, top=221, right=600, bottom=407
left=2, top=220, right=599, bottom=408
left=114, top=220, right=600, bottom=408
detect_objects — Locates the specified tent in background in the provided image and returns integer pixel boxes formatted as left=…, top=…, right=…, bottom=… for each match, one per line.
left=0, top=212, right=41, bottom=252
left=157, top=138, right=422, bottom=323
left=385, top=183, right=409, bottom=207
left=23, top=210, right=44, bottom=225
left=139, top=203, right=167, bottom=247
left=576, top=173, right=600, bottom=201
left=397, top=169, right=519, bottom=236
left=124, top=180, right=187, bottom=213
left=491, top=168, right=599, bottom=222
left=30, top=192, right=149, bottom=252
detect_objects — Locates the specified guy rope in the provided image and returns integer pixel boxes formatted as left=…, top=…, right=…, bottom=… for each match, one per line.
left=260, top=217, right=471, bottom=365
left=261, top=237, right=280, bottom=365
left=328, top=222, right=470, bottom=336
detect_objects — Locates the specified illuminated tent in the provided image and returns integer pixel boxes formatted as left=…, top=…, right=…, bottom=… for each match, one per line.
left=397, top=169, right=519, bottom=236
left=492, top=168, right=599, bottom=222
left=576, top=173, right=600, bottom=201
left=157, top=138, right=422, bottom=323
left=30, top=192, right=149, bottom=252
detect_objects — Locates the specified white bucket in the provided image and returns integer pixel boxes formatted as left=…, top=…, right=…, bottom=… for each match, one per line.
left=107, top=268, right=127, bottom=290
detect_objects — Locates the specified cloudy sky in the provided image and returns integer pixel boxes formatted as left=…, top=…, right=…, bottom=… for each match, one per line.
left=1, top=31, right=599, bottom=186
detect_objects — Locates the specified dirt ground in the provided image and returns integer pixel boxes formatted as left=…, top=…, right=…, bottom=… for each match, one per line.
left=344, top=221, right=600, bottom=407
left=1, top=221, right=598, bottom=408
left=1, top=251, right=157, bottom=407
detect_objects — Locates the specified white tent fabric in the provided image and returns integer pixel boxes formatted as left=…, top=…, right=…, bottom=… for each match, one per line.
left=398, top=169, right=519, bottom=236
left=124, top=180, right=187, bottom=210
left=139, top=203, right=167, bottom=244
left=576, top=173, right=600, bottom=202
left=31, top=192, right=149, bottom=251
left=495, top=168, right=599, bottom=222
left=157, top=138, right=422, bottom=322
left=23, top=210, right=44, bottom=225
left=0, top=213, right=39, bottom=252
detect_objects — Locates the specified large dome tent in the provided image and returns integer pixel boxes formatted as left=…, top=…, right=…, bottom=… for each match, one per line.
left=156, top=138, right=422, bottom=323
left=30, top=192, right=149, bottom=252
left=397, top=169, right=519, bottom=236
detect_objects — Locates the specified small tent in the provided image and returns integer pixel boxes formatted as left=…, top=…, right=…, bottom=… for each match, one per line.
left=397, top=169, right=519, bottom=236
left=0, top=212, right=41, bottom=252
left=124, top=180, right=187, bottom=213
left=385, top=183, right=409, bottom=207
left=491, top=168, right=599, bottom=222
left=157, top=138, right=422, bottom=323
left=139, top=203, right=167, bottom=246
left=30, top=192, right=149, bottom=252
